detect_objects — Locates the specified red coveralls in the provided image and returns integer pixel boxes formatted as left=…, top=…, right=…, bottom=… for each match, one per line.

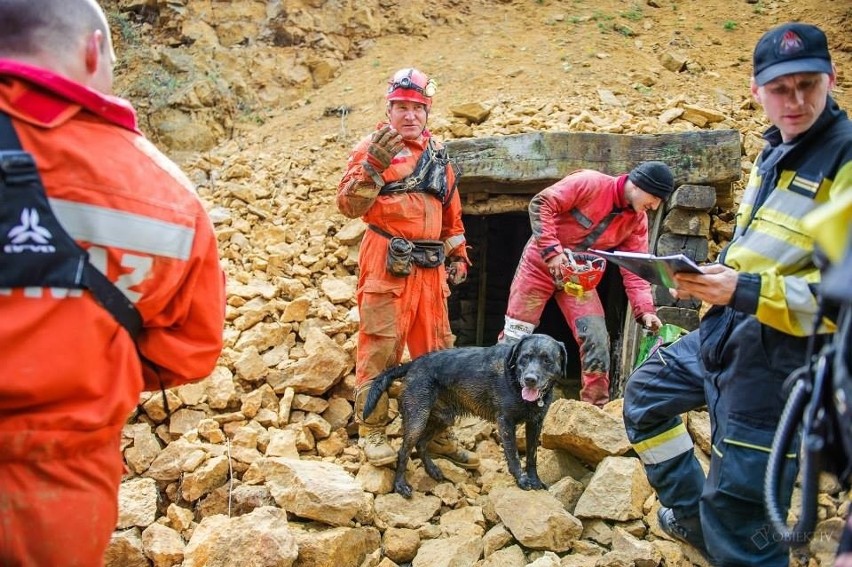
left=0, top=62, right=225, bottom=565
left=504, top=169, right=656, bottom=406
left=337, top=124, right=469, bottom=387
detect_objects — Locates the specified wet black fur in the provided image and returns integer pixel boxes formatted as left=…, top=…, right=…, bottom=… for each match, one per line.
left=362, top=334, right=568, bottom=497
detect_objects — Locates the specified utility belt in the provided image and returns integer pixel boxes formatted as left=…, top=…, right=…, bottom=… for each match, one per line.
left=0, top=111, right=142, bottom=339
left=369, top=224, right=445, bottom=277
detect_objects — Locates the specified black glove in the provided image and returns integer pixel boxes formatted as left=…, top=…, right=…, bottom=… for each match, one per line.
left=366, top=125, right=404, bottom=171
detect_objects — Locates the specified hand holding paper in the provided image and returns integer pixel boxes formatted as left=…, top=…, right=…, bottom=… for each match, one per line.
left=672, top=263, right=737, bottom=306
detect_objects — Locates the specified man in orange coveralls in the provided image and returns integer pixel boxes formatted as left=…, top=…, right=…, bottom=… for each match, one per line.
left=337, top=68, right=478, bottom=469
left=501, top=162, right=674, bottom=407
left=0, top=1, right=226, bottom=565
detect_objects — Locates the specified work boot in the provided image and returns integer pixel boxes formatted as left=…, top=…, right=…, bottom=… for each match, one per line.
left=354, top=382, right=396, bottom=467
left=427, top=429, right=480, bottom=470
left=657, top=506, right=709, bottom=556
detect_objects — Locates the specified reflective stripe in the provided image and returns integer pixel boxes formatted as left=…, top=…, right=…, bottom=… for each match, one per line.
left=731, top=229, right=809, bottom=267
left=722, top=439, right=797, bottom=459
left=632, top=423, right=693, bottom=465
left=503, top=315, right=535, bottom=340
left=444, top=234, right=465, bottom=255
left=49, top=198, right=194, bottom=260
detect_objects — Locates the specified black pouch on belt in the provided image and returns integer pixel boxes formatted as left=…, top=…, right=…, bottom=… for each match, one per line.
left=387, top=237, right=414, bottom=277
left=410, top=240, right=445, bottom=268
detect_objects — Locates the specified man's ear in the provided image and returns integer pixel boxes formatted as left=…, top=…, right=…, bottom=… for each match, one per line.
left=750, top=77, right=761, bottom=105
left=828, top=64, right=838, bottom=90
left=84, top=29, right=105, bottom=75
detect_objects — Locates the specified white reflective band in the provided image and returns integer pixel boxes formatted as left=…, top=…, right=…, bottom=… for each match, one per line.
left=50, top=198, right=195, bottom=260
left=503, top=316, right=535, bottom=340
left=632, top=423, right=694, bottom=465
left=444, top=234, right=465, bottom=256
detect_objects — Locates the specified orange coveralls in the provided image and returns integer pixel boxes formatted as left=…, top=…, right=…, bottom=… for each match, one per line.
left=337, top=124, right=469, bottom=386
left=0, top=61, right=225, bottom=566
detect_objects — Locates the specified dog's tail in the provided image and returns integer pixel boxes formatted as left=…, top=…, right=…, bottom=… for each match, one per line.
left=362, top=362, right=411, bottom=419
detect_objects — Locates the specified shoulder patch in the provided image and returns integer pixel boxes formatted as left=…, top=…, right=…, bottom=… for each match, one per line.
left=787, top=173, right=821, bottom=198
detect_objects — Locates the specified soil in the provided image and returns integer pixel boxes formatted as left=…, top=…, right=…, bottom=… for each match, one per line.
left=110, top=0, right=852, bottom=171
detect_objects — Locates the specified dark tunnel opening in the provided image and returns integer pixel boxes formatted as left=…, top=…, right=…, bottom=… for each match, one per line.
left=447, top=212, right=630, bottom=389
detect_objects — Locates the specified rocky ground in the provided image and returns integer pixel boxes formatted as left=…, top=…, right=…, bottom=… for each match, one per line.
left=103, top=1, right=852, bottom=566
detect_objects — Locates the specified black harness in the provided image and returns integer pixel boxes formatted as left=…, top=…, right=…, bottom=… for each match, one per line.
left=0, top=111, right=142, bottom=338
left=378, top=139, right=460, bottom=207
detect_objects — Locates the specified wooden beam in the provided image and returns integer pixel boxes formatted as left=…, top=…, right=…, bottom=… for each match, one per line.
left=445, top=130, right=742, bottom=195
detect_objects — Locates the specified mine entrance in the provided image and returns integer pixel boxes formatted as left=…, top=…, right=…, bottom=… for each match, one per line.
left=443, top=128, right=742, bottom=396
left=447, top=212, right=629, bottom=388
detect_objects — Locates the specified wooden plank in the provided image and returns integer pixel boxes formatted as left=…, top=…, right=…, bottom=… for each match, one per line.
left=445, top=130, right=742, bottom=195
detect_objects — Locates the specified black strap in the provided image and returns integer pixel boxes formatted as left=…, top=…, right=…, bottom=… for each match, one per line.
left=368, top=223, right=395, bottom=240
left=378, top=139, right=456, bottom=206
left=572, top=207, right=623, bottom=251
left=0, top=111, right=142, bottom=339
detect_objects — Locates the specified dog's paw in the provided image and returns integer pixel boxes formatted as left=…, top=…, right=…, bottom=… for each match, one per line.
left=516, top=474, right=546, bottom=491
left=424, top=462, right=444, bottom=482
left=395, top=481, right=414, bottom=498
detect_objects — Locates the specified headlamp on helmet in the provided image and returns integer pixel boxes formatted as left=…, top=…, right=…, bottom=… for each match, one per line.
left=386, top=68, right=436, bottom=108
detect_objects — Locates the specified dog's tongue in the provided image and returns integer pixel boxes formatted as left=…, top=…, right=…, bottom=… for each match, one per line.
left=522, top=386, right=540, bottom=402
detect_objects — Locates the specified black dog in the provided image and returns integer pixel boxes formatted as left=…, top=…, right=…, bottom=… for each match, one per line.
left=362, top=334, right=567, bottom=497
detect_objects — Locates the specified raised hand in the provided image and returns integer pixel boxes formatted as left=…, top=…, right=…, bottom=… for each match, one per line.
left=366, top=125, right=404, bottom=171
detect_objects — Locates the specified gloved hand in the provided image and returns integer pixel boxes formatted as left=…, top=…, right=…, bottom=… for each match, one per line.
left=365, top=125, right=404, bottom=172
left=447, top=258, right=469, bottom=285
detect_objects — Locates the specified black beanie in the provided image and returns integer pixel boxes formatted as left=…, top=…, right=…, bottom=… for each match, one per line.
left=628, top=161, right=675, bottom=200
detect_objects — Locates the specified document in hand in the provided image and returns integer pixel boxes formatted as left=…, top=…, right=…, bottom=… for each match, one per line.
left=588, top=249, right=704, bottom=288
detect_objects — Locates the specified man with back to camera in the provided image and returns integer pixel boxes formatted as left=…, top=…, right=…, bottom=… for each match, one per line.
left=500, top=161, right=674, bottom=407
left=623, top=22, right=851, bottom=565
left=0, top=1, right=226, bottom=564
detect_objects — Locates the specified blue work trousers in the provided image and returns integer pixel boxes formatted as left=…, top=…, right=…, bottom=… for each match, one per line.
left=624, top=306, right=805, bottom=566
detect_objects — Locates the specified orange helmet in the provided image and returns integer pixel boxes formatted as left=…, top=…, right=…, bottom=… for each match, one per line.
left=386, top=68, right=436, bottom=109
left=559, top=251, right=607, bottom=297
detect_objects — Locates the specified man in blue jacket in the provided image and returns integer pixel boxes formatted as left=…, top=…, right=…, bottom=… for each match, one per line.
left=623, top=22, right=851, bottom=566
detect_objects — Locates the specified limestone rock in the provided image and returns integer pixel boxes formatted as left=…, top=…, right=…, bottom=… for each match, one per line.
left=117, top=477, right=159, bottom=529
left=574, top=457, right=653, bottom=521
left=104, top=529, right=148, bottom=567
left=261, top=457, right=366, bottom=526
left=182, top=507, right=298, bottom=567
left=490, top=486, right=582, bottom=552
left=540, top=399, right=631, bottom=465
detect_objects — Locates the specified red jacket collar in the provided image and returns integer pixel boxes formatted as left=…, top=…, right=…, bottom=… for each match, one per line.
left=614, top=174, right=630, bottom=209
left=0, top=59, right=139, bottom=133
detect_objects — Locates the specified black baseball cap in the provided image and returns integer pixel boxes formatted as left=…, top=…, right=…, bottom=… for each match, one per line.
left=753, top=22, right=833, bottom=86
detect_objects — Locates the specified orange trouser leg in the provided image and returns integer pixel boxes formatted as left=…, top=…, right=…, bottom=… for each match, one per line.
left=554, top=290, right=611, bottom=406
left=406, top=269, right=453, bottom=359
left=0, top=441, right=122, bottom=567
left=355, top=268, right=452, bottom=386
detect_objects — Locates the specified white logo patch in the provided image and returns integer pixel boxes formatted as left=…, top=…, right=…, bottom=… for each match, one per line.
left=4, top=208, right=56, bottom=253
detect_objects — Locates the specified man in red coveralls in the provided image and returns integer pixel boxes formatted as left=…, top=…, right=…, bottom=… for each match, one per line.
left=501, top=162, right=674, bottom=406
left=0, top=1, right=226, bottom=564
left=337, top=68, right=478, bottom=469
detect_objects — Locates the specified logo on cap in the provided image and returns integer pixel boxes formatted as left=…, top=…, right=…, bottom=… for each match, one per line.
left=778, top=30, right=804, bottom=55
